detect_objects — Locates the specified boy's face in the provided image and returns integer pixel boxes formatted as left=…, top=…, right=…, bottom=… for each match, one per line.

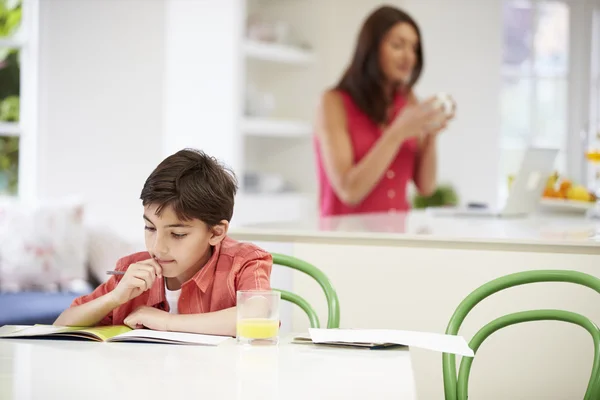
left=143, top=204, right=227, bottom=282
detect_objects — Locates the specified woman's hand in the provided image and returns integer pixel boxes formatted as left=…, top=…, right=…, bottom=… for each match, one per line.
left=424, top=95, right=456, bottom=138
left=389, top=95, right=457, bottom=141
left=388, top=96, right=447, bottom=140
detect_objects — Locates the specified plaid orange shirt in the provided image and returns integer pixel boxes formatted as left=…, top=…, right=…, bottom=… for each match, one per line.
left=71, top=236, right=272, bottom=325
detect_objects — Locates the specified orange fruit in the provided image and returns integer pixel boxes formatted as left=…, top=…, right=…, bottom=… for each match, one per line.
left=543, top=187, right=561, bottom=198
left=559, top=180, right=572, bottom=198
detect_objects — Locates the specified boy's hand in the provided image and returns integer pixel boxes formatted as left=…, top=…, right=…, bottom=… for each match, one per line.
left=109, top=259, right=162, bottom=306
left=124, top=306, right=171, bottom=331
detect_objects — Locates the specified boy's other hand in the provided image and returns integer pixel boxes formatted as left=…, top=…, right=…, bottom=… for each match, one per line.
left=124, top=306, right=171, bottom=331
left=110, top=259, right=162, bottom=306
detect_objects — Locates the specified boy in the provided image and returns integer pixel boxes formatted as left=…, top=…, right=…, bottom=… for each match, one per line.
left=54, top=149, right=272, bottom=337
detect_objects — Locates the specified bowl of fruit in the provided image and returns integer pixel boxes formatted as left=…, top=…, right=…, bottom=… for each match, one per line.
left=539, top=172, right=597, bottom=213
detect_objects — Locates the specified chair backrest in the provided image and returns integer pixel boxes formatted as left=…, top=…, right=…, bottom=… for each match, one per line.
left=443, top=270, right=600, bottom=400
left=271, top=253, right=340, bottom=329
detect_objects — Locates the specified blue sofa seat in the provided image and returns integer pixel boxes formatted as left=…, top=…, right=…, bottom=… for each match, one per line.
left=0, top=291, right=88, bottom=326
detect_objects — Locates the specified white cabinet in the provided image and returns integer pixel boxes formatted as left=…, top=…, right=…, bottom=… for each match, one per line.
left=243, top=39, right=315, bottom=65
left=163, top=0, right=319, bottom=226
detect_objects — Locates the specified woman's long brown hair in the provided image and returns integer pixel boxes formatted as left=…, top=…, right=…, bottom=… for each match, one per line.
left=335, top=6, right=424, bottom=125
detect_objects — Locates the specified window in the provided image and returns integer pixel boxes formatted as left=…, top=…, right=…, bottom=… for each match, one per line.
left=587, top=7, right=600, bottom=186
left=0, top=0, right=36, bottom=198
left=499, top=0, right=570, bottom=191
left=594, top=9, right=600, bottom=135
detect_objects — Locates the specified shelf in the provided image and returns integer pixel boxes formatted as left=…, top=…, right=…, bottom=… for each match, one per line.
left=233, top=192, right=315, bottom=226
left=238, top=191, right=309, bottom=202
left=243, top=39, right=315, bottom=65
left=242, top=117, right=312, bottom=137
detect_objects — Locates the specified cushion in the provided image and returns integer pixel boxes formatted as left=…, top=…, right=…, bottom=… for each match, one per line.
left=87, top=225, right=144, bottom=284
left=0, top=198, right=88, bottom=292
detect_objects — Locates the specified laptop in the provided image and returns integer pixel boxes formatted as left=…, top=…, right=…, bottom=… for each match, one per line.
left=430, top=147, right=559, bottom=218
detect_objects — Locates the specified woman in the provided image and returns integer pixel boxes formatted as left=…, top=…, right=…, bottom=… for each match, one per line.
left=315, top=5, right=455, bottom=217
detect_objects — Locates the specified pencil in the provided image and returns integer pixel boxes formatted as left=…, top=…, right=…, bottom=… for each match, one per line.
left=106, top=271, right=126, bottom=276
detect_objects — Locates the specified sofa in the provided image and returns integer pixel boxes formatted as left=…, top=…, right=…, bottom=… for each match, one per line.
left=0, top=205, right=142, bottom=326
left=0, top=290, right=91, bottom=325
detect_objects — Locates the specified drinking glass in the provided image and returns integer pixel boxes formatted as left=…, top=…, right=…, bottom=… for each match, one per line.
left=236, top=290, right=280, bottom=345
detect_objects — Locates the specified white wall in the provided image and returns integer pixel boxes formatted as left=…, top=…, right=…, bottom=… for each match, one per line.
left=37, top=0, right=166, bottom=241
left=163, top=0, right=244, bottom=173
left=399, top=0, right=502, bottom=206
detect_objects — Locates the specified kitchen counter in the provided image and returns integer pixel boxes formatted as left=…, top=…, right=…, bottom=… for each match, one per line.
left=231, top=210, right=600, bottom=252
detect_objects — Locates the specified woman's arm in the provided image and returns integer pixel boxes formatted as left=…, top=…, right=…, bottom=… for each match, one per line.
left=411, top=91, right=454, bottom=196
left=410, top=90, right=437, bottom=196
left=317, top=90, right=416, bottom=206
left=413, top=134, right=438, bottom=196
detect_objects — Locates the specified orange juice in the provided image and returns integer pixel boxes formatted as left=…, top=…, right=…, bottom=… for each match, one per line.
left=237, top=318, right=279, bottom=339
left=586, top=150, right=600, bottom=163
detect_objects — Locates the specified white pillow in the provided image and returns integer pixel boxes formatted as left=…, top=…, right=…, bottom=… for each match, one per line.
left=0, top=199, right=88, bottom=292
left=86, top=224, right=144, bottom=284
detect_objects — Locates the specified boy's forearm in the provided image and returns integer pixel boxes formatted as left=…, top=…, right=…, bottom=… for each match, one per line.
left=54, top=293, right=120, bottom=327
left=166, top=307, right=237, bottom=336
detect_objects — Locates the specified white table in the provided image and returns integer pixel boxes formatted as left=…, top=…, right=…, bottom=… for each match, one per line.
left=230, top=211, right=600, bottom=399
left=0, top=336, right=417, bottom=399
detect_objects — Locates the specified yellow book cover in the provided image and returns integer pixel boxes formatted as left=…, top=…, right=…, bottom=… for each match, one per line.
left=0, top=325, right=132, bottom=341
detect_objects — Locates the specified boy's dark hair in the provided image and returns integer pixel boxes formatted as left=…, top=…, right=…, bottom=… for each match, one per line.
left=140, top=148, right=238, bottom=226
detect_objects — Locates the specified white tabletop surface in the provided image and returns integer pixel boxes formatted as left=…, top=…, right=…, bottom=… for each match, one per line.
left=230, top=210, right=600, bottom=250
left=0, top=336, right=417, bottom=400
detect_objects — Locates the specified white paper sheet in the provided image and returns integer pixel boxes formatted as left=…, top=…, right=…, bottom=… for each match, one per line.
left=0, top=325, right=64, bottom=337
left=309, top=328, right=474, bottom=357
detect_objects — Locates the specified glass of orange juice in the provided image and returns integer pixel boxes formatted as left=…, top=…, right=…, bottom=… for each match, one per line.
left=236, top=290, right=280, bottom=345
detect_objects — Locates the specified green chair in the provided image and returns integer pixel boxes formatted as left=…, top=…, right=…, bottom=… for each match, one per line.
left=443, top=270, right=600, bottom=400
left=271, top=253, right=340, bottom=329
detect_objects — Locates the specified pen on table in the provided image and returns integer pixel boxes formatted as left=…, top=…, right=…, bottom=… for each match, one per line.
left=106, top=271, right=126, bottom=276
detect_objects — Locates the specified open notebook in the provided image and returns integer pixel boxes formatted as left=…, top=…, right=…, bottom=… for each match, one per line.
left=293, top=328, right=474, bottom=357
left=0, top=325, right=232, bottom=346
left=292, top=333, right=405, bottom=350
